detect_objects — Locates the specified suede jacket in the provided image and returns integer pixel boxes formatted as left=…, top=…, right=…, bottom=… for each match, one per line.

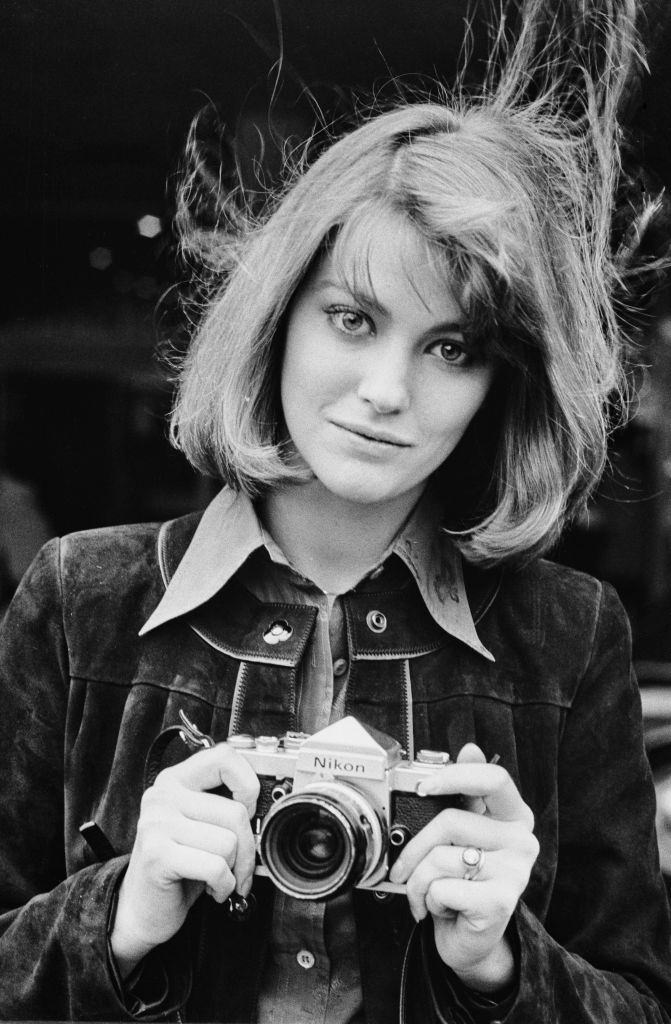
left=1, top=509, right=671, bottom=1023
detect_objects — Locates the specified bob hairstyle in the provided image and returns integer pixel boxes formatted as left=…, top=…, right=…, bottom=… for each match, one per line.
left=170, top=3, right=644, bottom=566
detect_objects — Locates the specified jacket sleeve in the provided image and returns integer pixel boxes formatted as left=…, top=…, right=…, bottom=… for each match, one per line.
left=0, top=539, right=188, bottom=1020
left=508, top=581, right=671, bottom=1022
left=415, top=581, right=671, bottom=1024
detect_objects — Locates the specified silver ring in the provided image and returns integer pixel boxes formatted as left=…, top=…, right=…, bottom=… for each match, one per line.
left=461, top=846, right=485, bottom=881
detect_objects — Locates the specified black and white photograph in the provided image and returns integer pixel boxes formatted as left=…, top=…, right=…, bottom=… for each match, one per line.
left=2, top=2, right=671, bottom=1021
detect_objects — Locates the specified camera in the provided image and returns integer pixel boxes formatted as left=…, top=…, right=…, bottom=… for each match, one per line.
left=198, top=715, right=458, bottom=900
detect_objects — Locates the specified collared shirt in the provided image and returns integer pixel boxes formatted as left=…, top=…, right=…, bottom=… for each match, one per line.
left=141, top=487, right=491, bottom=1024
left=141, top=487, right=492, bottom=664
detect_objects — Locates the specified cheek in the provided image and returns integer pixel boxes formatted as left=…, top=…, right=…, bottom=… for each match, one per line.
left=280, top=327, right=313, bottom=417
left=423, top=376, right=493, bottom=448
left=280, top=342, right=329, bottom=443
left=282, top=335, right=345, bottom=413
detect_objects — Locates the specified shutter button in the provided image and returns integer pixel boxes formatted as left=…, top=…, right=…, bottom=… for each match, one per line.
left=263, top=619, right=293, bottom=644
left=296, top=949, right=315, bottom=969
left=366, top=610, right=387, bottom=633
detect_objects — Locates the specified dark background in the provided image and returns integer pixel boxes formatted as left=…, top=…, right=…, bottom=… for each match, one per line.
left=1, top=0, right=671, bottom=671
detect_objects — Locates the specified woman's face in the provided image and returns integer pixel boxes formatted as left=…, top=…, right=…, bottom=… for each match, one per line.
left=280, top=214, right=495, bottom=511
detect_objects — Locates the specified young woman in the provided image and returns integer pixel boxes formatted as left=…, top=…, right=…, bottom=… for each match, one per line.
left=1, top=2, right=670, bottom=1021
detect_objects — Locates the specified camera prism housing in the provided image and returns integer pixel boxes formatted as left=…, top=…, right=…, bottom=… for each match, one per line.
left=227, top=715, right=458, bottom=900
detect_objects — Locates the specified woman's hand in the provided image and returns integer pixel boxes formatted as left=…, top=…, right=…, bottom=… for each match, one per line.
left=388, top=744, right=539, bottom=992
left=110, top=743, right=260, bottom=977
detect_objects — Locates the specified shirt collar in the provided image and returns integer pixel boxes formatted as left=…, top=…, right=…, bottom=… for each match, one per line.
left=389, top=490, right=494, bottom=661
left=140, top=487, right=494, bottom=661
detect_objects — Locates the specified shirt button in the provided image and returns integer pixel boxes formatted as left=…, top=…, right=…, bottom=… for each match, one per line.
left=333, top=658, right=348, bottom=677
left=296, top=949, right=315, bottom=970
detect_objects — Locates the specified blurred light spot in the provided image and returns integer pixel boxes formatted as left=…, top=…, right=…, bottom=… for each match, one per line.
left=137, top=214, right=162, bottom=239
left=89, top=246, right=113, bottom=271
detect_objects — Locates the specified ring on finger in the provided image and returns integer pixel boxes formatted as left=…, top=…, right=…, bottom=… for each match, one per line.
left=461, top=846, right=486, bottom=881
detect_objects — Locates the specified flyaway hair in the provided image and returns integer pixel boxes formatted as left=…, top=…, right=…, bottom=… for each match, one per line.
left=169, top=0, right=667, bottom=566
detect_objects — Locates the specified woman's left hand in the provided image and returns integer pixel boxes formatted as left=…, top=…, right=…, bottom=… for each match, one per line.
left=388, top=744, right=539, bottom=992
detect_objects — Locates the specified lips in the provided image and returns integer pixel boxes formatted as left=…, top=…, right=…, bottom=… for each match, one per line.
left=331, top=420, right=412, bottom=447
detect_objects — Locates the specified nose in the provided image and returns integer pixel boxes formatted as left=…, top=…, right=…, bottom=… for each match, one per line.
left=356, top=344, right=411, bottom=415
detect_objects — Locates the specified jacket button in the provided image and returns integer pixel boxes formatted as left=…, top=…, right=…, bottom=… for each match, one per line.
left=296, top=949, right=315, bottom=969
left=333, top=658, right=348, bottom=677
left=366, top=610, right=387, bottom=633
left=263, top=619, right=293, bottom=644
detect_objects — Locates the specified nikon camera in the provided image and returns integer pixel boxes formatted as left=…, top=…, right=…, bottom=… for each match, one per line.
left=181, top=713, right=458, bottom=900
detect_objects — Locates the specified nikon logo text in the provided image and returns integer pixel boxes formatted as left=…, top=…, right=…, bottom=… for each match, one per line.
left=313, top=755, right=365, bottom=774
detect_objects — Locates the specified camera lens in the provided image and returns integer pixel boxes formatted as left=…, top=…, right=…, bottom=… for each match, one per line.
left=284, top=808, right=347, bottom=877
left=259, top=783, right=385, bottom=899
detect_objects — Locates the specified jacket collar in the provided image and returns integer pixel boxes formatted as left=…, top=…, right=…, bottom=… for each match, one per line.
left=140, top=487, right=494, bottom=661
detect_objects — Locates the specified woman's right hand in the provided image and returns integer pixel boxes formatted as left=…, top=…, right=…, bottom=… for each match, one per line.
left=109, top=743, right=261, bottom=977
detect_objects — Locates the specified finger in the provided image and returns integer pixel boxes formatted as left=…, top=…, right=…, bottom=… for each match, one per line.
left=141, top=784, right=258, bottom=895
left=173, top=820, right=238, bottom=863
left=176, top=789, right=258, bottom=831
left=179, top=800, right=257, bottom=894
left=404, top=846, right=494, bottom=921
left=154, top=743, right=261, bottom=815
left=456, top=744, right=487, bottom=814
left=388, top=807, right=525, bottom=884
left=417, top=763, right=533, bottom=825
left=173, top=819, right=256, bottom=896
left=423, top=876, right=519, bottom=925
left=167, top=844, right=237, bottom=903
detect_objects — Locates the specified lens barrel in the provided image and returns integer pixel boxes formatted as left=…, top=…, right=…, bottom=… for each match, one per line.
left=259, top=781, right=385, bottom=899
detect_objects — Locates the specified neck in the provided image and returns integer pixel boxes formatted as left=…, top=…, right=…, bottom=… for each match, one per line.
left=260, top=482, right=423, bottom=594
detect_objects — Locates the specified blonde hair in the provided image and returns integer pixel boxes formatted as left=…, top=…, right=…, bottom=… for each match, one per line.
left=170, top=1, right=654, bottom=566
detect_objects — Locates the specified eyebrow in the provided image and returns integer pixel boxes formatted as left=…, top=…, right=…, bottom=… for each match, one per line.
left=315, top=277, right=466, bottom=333
left=316, top=277, right=388, bottom=316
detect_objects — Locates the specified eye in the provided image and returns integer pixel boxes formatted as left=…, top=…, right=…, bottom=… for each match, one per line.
left=429, top=339, right=471, bottom=366
left=327, top=306, right=373, bottom=337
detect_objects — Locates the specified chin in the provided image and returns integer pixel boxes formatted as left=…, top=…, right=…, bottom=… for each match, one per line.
left=336, top=488, right=392, bottom=507
left=318, top=473, right=413, bottom=509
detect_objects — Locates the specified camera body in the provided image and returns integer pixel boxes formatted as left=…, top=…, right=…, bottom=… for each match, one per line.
left=226, top=715, right=457, bottom=900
